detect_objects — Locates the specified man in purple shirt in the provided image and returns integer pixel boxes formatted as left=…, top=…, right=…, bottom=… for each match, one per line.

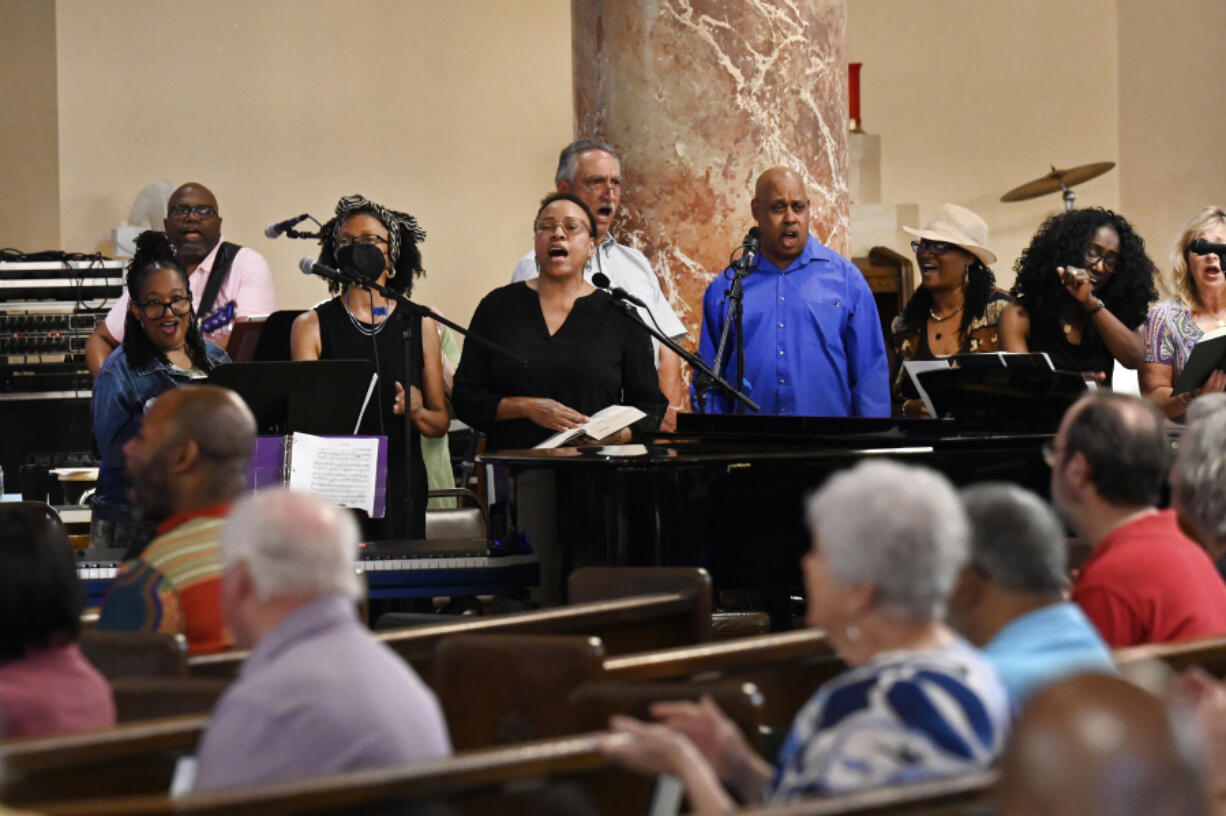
left=191, top=489, right=450, bottom=791
left=85, top=182, right=277, bottom=376
left=696, top=167, right=889, bottom=417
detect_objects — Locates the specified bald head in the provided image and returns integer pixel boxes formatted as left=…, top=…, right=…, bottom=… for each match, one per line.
left=160, top=385, right=255, bottom=465
left=750, top=167, right=810, bottom=270
left=165, top=182, right=222, bottom=264
left=999, top=674, right=1207, bottom=816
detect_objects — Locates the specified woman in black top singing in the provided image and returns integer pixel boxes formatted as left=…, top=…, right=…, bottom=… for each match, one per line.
left=291, top=195, right=449, bottom=539
left=453, top=193, right=665, bottom=451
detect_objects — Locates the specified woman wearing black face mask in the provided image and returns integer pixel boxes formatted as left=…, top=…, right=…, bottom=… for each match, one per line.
left=291, top=195, right=448, bottom=540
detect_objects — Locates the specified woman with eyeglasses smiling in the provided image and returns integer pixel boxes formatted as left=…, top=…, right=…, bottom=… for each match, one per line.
left=291, top=195, right=449, bottom=540
left=91, top=230, right=229, bottom=551
left=891, top=204, right=1011, bottom=417
left=452, top=192, right=665, bottom=452
left=1000, top=208, right=1157, bottom=384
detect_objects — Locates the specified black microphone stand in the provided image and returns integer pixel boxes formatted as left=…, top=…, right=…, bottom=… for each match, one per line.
left=605, top=295, right=758, bottom=416
left=308, top=263, right=525, bottom=539
left=695, top=242, right=757, bottom=413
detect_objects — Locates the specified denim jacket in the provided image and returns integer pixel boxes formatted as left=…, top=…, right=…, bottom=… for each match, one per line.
left=91, top=342, right=229, bottom=521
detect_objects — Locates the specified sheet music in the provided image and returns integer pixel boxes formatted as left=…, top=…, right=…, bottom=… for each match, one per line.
left=903, top=360, right=951, bottom=417
left=354, top=373, right=379, bottom=435
left=288, top=432, right=379, bottom=515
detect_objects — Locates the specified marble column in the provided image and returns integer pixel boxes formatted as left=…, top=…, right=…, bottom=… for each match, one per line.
left=572, top=0, right=849, bottom=347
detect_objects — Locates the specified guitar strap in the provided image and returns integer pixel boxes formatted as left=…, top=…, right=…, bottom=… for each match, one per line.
left=198, top=241, right=241, bottom=319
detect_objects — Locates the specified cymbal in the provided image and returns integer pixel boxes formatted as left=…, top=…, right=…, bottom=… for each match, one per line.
left=1000, top=161, right=1116, bottom=203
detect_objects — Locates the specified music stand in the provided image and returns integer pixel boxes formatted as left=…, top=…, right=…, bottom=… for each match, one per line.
left=252, top=309, right=305, bottom=362
left=207, top=360, right=375, bottom=436
left=917, top=362, right=1087, bottom=432
left=224, top=316, right=267, bottom=362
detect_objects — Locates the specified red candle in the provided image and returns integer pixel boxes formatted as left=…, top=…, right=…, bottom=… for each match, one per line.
left=848, top=62, right=862, bottom=132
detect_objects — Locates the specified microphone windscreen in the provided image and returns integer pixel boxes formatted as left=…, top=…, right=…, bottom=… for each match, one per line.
left=299, top=257, right=318, bottom=275
left=1188, top=238, right=1226, bottom=256
left=265, top=222, right=281, bottom=239
left=592, top=272, right=611, bottom=289
left=747, top=226, right=761, bottom=243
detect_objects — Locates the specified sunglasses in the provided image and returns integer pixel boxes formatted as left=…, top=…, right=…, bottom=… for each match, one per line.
left=911, top=240, right=960, bottom=256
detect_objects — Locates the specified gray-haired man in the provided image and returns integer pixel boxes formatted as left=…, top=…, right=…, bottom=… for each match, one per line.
left=946, top=482, right=1115, bottom=709
left=513, top=138, right=687, bottom=429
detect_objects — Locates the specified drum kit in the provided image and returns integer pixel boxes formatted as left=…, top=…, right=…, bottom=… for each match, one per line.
left=1000, top=161, right=1116, bottom=212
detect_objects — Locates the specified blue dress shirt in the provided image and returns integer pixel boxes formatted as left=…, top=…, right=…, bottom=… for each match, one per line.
left=696, top=235, right=890, bottom=417
left=982, top=601, right=1118, bottom=709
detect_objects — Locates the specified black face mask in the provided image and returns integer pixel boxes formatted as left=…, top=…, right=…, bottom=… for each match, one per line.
left=336, top=242, right=388, bottom=281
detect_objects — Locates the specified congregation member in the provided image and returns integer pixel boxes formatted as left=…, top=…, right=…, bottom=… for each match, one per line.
left=1048, top=392, right=1226, bottom=647
left=999, top=674, right=1209, bottom=816
left=512, top=139, right=688, bottom=430
left=85, top=182, right=276, bottom=376
left=601, top=460, right=1008, bottom=810
left=947, top=483, right=1115, bottom=708
left=1170, top=393, right=1226, bottom=580
left=95, top=385, right=256, bottom=655
left=891, top=204, right=1012, bottom=416
left=696, top=167, right=889, bottom=417
left=1001, top=208, right=1157, bottom=383
left=453, top=193, right=666, bottom=451
left=191, top=489, right=450, bottom=791
left=0, top=505, right=114, bottom=740
left=1141, top=206, right=1226, bottom=418
left=91, top=232, right=230, bottom=555
left=291, top=194, right=450, bottom=539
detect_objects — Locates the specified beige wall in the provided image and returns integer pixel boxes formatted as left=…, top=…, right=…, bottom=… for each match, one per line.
left=1, top=0, right=59, bottom=248
left=847, top=0, right=1121, bottom=289
left=53, top=0, right=572, bottom=327
left=1119, top=0, right=1226, bottom=286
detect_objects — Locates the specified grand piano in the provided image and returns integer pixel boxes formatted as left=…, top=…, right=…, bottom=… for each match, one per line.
left=481, top=414, right=1054, bottom=620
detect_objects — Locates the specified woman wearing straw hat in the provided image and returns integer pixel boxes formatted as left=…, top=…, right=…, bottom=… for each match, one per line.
left=891, top=204, right=1011, bottom=416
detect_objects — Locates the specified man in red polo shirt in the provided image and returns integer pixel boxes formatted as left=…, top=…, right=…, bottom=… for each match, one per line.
left=1049, top=392, right=1226, bottom=647
left=96, top=385, right=255, bottom=654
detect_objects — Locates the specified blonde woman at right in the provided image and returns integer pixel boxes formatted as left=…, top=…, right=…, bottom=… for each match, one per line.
left=1140, top=206, right=1226, bottom=420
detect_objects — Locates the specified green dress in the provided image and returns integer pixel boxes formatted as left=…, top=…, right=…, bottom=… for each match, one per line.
left=423, top=323, right=461, bottom=509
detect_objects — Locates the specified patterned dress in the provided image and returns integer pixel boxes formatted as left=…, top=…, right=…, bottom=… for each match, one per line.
left=889, top=289, right=1012, bottom=409
left=1144, top=299, right=1203, bottom=383
left=765, top=638, right=1009, bottom=802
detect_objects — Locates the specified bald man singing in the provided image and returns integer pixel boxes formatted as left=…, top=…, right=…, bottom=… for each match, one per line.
left=696, top=167, right=889, bottom=417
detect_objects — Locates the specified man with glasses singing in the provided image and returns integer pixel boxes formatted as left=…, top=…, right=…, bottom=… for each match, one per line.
left=85, top=182, right=277, bottom=377
left=512, top=139, right=688, bottom=430
left=1048, top=392, right=1226, bottom=647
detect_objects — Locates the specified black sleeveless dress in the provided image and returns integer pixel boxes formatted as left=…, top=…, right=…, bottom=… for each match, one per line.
left=315, top=297, right=427, bottom=540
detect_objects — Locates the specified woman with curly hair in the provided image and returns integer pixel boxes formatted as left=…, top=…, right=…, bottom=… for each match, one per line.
left=891, top=204, right=1012, bottom=416
left=1140, top=206, right=1226, bottom=419
left=1000, top=208, right=1157, bottom=383
left=91, top=231, right=229, bottom=551
left=291, top=195, right=449, bottom=539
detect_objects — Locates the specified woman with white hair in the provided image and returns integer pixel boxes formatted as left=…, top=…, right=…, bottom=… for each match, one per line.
left=601, top=460, right=1009, bottom=811
left=1171, top=393, right=1226, bottom=579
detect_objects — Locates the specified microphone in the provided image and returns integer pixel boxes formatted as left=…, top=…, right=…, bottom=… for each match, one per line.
left=742, top=226, right=761, bottom=252
left=265, top=213, right=311, bottom=239
left=299, top=256, right=361, bottom=287
left=592, top=272, right=648, bottom=309
left=1189, top=238, right=1226, bottom=258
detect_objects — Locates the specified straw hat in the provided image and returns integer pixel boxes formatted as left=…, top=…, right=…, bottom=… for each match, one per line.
left=902, top=203, right=997, bottom=266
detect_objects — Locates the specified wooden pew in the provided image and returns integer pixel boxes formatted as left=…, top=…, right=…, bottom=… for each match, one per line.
left=79, top=631, right=188, bottom=680
left=433, top=629, right=837, bottom=750
left=1114, top=634, right=1226, bottom=676
left=1, top=715, right=206, bottom=805
left=735, top=770, right=998, bottom=816
left=26, top=732, right=656, bottom=816
left=189, top=571, right=711, bottom=682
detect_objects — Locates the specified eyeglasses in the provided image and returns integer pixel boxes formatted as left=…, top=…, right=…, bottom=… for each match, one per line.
left=337, top=234, right=388, bottom=248
left=1041, top=439, right=1062, bottom=468
left=911, top=240, right=960, bottom=256
left=1084, top=245, right=1119, bottom=271
left=579, top=177, right=621, bottom=194
left=167, top=204, right=218, bottom=219
left=534, top=218, right=589, bottom=236
left=136, top=296, right=192, bottom=320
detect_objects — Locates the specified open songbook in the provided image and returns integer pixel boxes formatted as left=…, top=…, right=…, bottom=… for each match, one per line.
left=534, top=405, right=646, bottom=449
left=1173, top=325, right=1226, bottom=395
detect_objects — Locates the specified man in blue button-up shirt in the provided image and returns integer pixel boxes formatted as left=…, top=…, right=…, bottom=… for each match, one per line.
left=696, top=167, right=889, bottom=417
